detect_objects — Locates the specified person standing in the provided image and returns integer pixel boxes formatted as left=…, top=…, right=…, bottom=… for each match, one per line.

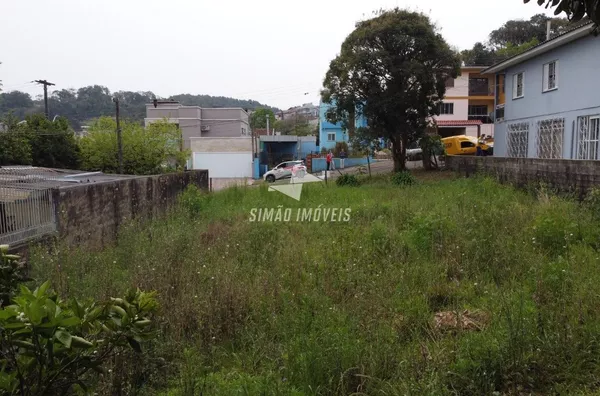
left=326, top=151, right=333, bottom=171
left=339, top=149, right=347, bottom=169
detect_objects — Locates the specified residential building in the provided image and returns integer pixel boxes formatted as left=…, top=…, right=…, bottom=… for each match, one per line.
left=145, top=101, right=250, bottom=149
left=484, top=22, right=598, bottom=159
left=145, top=101, right=252, bottom=180
left=435, top=66, right=495, bottom=138
left=319, top=101, right=367, bottom=150
left=281, top=103, right=319, bottom=120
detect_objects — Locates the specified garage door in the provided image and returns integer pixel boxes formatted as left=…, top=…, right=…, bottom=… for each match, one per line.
left=192, top=152, right=253, bottom=178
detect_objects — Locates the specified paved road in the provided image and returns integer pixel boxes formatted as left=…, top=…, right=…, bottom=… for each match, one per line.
left=322, top=159, right=422, bottom=179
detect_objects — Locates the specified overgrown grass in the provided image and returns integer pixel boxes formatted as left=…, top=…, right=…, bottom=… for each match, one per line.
left=30, top=174, right=600, bottom=395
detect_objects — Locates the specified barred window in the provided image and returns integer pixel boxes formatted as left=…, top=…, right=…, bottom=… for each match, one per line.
left=578, top=116, right=600, bottom=160
left=536, top=118, right=564, bottom=159
left=507, top=122, right=529, bottom=158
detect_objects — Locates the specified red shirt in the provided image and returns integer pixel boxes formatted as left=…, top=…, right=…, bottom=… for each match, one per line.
left=326, top=153, right=332, bottom=163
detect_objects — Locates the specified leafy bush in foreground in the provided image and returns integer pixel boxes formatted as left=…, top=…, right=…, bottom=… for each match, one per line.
left=336, top=174, right=360, bottom=187
left=0, top=245, right=30, bottom=307
left=0, top=248, right=158, bottom=395
left=391, top=170, right=416, bottom=186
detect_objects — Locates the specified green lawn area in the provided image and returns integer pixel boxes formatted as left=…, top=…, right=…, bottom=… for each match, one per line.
left=31, top=171, right=600, bottom=395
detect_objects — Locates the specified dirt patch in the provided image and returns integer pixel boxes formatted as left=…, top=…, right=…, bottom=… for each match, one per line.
left=434, top=309, right=489, bottom=332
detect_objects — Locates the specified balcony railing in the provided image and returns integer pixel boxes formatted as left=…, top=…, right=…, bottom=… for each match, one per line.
left=468, top=115, right=493, bottom=124
left=468, top=80, right=494, bottom=96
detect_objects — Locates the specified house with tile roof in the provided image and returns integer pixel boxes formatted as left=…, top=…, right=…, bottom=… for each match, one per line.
left=434, top=66, right=496, bottom=139
left=483, top=22, right=598, bottom=159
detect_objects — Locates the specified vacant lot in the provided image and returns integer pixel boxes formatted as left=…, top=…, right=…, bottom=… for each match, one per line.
left=32, top=171, right=600, bottom=395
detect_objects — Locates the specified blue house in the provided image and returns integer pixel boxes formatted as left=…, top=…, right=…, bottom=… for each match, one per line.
left=484, top=22, right=600, bottom=159
left=319, top=101, right=368, bottom=151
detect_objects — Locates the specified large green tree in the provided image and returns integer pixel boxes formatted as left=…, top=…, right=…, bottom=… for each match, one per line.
left=0, top=113, right=32, bottom=166
left=461, top=14, right=583, bottom=66
left=24, top=114, right=81, bottom=169
left=322, top=9, right=460, bottom=171
left=80, top=117, right=188, bottom=175
left=250, top=108, right=276, bottom=130
left=0, top=91, right=34, bottom=119
left=525, top=0, right=599, bottom=29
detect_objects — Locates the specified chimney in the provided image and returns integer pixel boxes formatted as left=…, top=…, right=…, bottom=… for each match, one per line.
left=546, top=20, right=552, bottom=41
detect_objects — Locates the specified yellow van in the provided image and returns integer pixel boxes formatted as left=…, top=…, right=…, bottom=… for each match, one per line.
left=442, top=135, right=493, bottom=156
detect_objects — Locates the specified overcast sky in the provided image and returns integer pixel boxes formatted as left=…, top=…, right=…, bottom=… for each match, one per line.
left=1, top=0, right=554, bottom=109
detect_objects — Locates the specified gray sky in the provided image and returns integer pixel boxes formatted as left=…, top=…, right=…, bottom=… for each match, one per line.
left=1, top=0, right=554, bottom=109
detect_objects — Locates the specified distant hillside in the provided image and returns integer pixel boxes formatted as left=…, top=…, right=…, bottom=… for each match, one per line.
left=0, top=85, right=278, bottom=129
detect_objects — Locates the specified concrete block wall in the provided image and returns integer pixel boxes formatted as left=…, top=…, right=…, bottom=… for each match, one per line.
left=446, top=155, right=600, bottom=199
left=52, top=170, right=208, bottom=249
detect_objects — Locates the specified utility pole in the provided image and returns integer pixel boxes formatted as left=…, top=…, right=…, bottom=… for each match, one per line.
left=34, top=80, right=55, bottom=119
left=113, top=98, right=123, bottom=174
left=266, top=114, right=270, bottom=136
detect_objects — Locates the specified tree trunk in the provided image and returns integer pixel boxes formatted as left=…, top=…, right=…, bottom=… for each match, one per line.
left=391, top=135, right=407, bottom=172
left=422, top=146, right=433, bottom=170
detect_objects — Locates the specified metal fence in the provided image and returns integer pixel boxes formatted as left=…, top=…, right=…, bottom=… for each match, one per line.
left=0, top=167, right=58, bottom=245
left=506, top=122, right=529, bottom=158
left=536, top=118, right=564, bottom=159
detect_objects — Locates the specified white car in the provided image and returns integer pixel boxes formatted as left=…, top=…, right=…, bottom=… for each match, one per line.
left=264, top=160, right=306, bottom=183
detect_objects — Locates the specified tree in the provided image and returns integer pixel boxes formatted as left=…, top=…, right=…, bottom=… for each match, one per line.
left=0, top=91, right=34, bottom=119
left=460, top=42, right=500, bottom=66
left=24, top=114, right=81, bottom=169
left=0, top=113, right=32, bottom=166
left=80, top=117, right=188, bottom=175
left=524, top=1, right=598, bottom=31
left=489, top=13, right=575, bottom=49
left=322, top=9, right=460, bottom=171
left=249, top=108, right=276, bottom=130
left=496, top=37, right=540, bottom=59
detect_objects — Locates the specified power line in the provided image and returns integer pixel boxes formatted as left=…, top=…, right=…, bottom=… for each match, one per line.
left=33, top=80, right=55, bottom=119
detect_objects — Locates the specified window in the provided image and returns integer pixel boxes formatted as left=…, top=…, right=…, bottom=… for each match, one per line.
left=241, top=127, right=246, bottom=135
left=536, top=118, right=564, bottom=159
left=468, top=105, right=488, bottom=116
left=495, top=105, right=505, bottom=121
left=543, top=61, right=558, bottom=92
left=507, top=122, right=529, bottom=157
left=577, top=116, right=600, bottom=160
left=438, top=103, right=454, bottom=115
left=460, top=141, right=476, bottom=148
left=327, top=132, right=336, bottom=142
left=513, top=72, right=524, bottom=99
left=445, top=77, right=455, bottom=88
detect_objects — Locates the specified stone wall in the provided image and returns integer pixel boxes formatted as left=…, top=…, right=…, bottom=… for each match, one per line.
left=446, top=156, right=600, bottom=199
left=52, top=170, right=208, bottom=249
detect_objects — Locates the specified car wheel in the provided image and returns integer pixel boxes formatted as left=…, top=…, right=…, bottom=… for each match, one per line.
left=266, top=174, right=276, bottom=183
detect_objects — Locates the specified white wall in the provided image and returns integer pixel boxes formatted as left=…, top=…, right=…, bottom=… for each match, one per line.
left=435, top=99, right=468, bottom=121
left=192, top=153, right=253, bottom=178
left=445, top=73, right=469, bottom=97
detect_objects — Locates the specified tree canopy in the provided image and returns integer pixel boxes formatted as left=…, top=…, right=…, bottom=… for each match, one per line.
left=525, top=0, right=599, bottom=30
left=322, top=9, right=460, bottom=171
left=460, top=13, right=585, bottom=66
left=0, top=113, right=80, bottom=169
left=249, top=108, right=276, bottom=130
left=0, top=86, right=278, bottom=129
left=79, top=117, right=188, bottom=175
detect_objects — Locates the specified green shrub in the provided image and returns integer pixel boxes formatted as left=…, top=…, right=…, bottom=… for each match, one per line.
left=0, top=281, right=158, bottom=395
left=391, top=171, right=416, bottom=186
left=0, top=245, right=30, bottom=307
left=584, top=187, right=600, bottom=220
left=178, top=185, right=208, bottom=215
left=336, top=174, right=360, bottom=187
